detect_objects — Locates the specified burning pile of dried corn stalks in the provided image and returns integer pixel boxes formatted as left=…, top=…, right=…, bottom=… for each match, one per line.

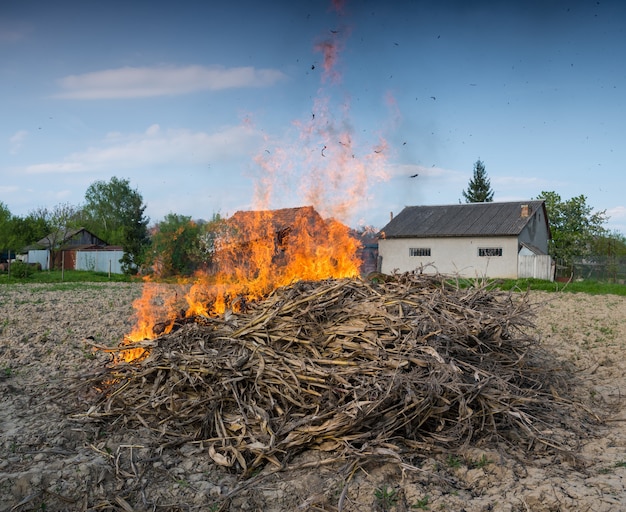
left=74, top=272, right=592, bottom=475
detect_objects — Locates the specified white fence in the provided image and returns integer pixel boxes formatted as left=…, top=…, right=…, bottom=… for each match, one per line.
left=518, top=255, right=554, bottom=281
left=27, top=250, right=50, bottom=269
left=27, top=249, right=124, bottom=274
left=76, top=250, right=124, bottom=274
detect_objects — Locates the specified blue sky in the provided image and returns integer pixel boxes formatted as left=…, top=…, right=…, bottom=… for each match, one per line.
left=1, top=0, right=625, bottom=234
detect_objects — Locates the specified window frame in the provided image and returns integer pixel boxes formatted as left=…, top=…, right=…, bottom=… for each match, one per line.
left=409, top=247, right=431, bottom=257
left=478, top=247, right=503, bottom=257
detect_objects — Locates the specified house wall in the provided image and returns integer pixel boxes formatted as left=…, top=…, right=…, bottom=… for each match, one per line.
left=378, top=236, right=520, bottom=278
left=517, top=209, right=550, bottom=253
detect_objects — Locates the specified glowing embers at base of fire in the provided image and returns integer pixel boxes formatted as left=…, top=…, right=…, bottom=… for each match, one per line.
left=115, top=340, right=152, bottom=364
left=117, top=209, right=362, bottom=363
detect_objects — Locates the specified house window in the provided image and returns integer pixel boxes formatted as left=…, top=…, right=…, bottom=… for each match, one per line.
left=409, top=247, right=431, bottom=257
left=478, top=247, right=503, bottom=257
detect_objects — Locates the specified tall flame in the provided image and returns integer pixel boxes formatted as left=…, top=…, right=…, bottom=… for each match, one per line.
left=120, top=208, right=361, bottom=362
left=119, top=1, right=392, bottom=363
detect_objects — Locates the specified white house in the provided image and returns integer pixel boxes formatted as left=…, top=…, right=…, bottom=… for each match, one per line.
left=378, top=201, right=553, bottom=280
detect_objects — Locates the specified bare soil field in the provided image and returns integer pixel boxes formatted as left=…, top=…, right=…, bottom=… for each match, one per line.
left=1, top=282, right=626, bottom=511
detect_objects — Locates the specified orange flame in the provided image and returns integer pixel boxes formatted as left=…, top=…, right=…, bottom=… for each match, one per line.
left=118, top=280, right=182, bottom=362
left=118, top=207, right=362, bottom=363
left=118, top=1, right=393, bottom=363
left=194, top=206, right=362, bottom=310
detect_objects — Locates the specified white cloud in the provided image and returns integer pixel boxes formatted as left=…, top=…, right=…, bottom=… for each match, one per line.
left=0, top=185, right=19, bottom=194
left=607, top=206, right=626, bottom=220
left=145, top=124, right=160, bottom=136
left=53, top=65, right=287, bottom=99
left=9, top=130, right=28, bottom=154
left=23, top=161, right=87, bottom=174
left=605, top=207, right=626, bottom=235
left=23, top=124, right=263, bottom=175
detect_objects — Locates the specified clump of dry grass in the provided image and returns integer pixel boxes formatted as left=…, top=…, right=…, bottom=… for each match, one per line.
left=73, top=272, right=593, bottom=475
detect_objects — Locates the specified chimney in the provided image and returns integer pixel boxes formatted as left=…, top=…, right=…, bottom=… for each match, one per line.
left=390, top=211, right=394, bottom=221
left=520, top=204, right=529, bottom=218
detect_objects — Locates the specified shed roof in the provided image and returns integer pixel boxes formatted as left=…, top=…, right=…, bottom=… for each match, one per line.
left=36, top=227, right=108, bottom=248
left=37, top=227, right=82, bottom=247
left=380, top=201, right=548, bottom=238
left=228, top=206, right=326, bottom=235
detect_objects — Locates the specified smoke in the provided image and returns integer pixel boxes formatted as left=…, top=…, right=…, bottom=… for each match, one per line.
left=251, top=0, right=391, bottom=225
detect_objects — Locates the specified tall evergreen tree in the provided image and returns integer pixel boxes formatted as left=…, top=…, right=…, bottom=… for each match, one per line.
left=462, top=159, right=494, bottom=203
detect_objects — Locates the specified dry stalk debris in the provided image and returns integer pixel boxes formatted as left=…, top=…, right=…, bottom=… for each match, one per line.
left=73, top=272, right=593, bottom=477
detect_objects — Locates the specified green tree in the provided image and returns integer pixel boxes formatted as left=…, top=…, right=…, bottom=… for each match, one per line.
left=9, top=212, right=50, bottom=251
left=462, top=159, right=494, bottom=203
left=118, top=193, right=150, bottom=274
left=146, top=213, right=203, bottom=277
left=538, top=191, right=608, bottom=272
left=83, top=177, right=150, bottom=274
left=592, top=230, right=626, bottom=282
left=0, top=202, right=12, bottom=254
left=35, top=203, right=83, bottom=247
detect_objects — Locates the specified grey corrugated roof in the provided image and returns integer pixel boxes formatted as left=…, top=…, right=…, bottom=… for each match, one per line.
left=380, top=201, right=547, bottom=238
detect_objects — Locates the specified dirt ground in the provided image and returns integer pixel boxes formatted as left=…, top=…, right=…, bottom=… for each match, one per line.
left=1, top=281, right=626, bottom=511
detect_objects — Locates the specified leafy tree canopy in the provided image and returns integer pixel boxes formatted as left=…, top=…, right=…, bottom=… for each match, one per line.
left=537, top=191, right=608, bottom=268
left=83, top=177, right=149, bottom=273
left=146, top=213, right=202, bottom=277
left=145, top=213, right=225, bottom=278
left=34, top=203, right=84, bottom=249
left=462, top=159, right=494, bottom=203
left=1, top=202, right=52, bottom=254
left=593, top=230, right=626, bottom=259
left=10, top=213, right=50, bottom=252
left=0, top=202, right=13, bottom=252
left=84, top=177, right=147, bottom=243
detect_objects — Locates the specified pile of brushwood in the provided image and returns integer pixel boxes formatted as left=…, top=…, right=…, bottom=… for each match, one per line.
left=75, top=272, right=594, bottom=475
